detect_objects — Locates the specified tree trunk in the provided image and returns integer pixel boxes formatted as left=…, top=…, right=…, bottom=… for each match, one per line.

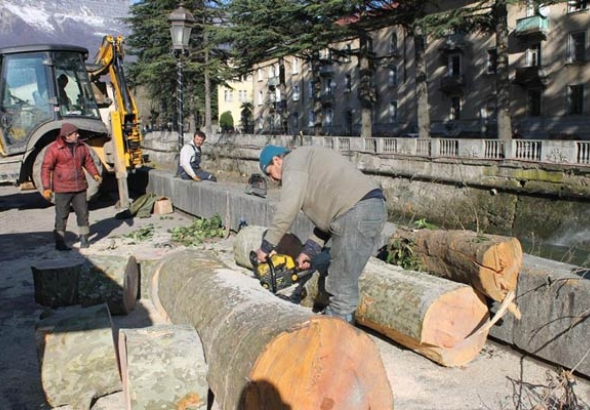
left=119, top=325, right=208, bottom=409
left=389, top=229, right=522, bottom=306
left=494, top=0, right=512, bottom=141
left=414, top=33, right=431, bottom=139
left=234, top=227, right=489, bottom=367
left=151, top=250, right=393, bottom=410
left=359, top=32, right=373, bottom=138
left=31, top=255, right=138, bottom=315
left=35, top=304, right=121, bottom=409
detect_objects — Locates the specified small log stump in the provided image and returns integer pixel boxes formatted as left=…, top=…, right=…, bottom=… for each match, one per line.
left=119, top=325, right=208, bottom=409
left=35, top=304, right=121, bottom=409
left=233, top=225, right=303, bottom=270
left=152, top=249, right=394, bottom=410
left=31, top=260, right=81, bottom=307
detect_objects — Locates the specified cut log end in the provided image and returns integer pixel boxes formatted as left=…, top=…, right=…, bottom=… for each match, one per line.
left=481, top=237, right=523, bottom=301
left=244, top=316, right=393, bottom=410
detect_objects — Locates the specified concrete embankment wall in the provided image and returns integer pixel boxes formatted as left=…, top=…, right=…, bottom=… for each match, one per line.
left=135, top=168, right=590, bottom=379
left=141, top=131, right=590, bottom=250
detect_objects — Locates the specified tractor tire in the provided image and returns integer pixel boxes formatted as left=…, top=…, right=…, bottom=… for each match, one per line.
left=32, top=145, right=104, bottom=203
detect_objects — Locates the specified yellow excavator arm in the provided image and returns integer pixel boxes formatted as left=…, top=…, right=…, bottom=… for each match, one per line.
left=87, top=35, right=143, bottom=208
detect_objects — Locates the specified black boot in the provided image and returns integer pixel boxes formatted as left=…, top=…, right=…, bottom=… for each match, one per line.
left=54, top=230, right=71, bottom=252
left=79, top=234, right=90, bottom=249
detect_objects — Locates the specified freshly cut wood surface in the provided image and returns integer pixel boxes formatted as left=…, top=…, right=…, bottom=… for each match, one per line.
left=356, top=258, right=489, bottom=366
left=119, top=325, right=208, bottom=410
left=152, top=249, right=394, bottom=410
left=390, top=229, right=522, bottom=304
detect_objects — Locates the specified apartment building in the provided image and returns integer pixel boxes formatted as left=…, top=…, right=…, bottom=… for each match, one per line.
left=218, top=1, right=590, bottom=139
left=217, top=74, right=254, bottom=132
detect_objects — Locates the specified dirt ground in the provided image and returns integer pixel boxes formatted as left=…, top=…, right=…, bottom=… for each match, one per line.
left=1, top=183, right=589, bottom=410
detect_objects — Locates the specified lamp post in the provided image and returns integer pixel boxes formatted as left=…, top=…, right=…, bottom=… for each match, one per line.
left=168, top=3, right=195, bottom=153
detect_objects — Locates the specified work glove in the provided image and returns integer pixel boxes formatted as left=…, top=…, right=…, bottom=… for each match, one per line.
left=42, top=189, right=52, bottom=201
left=192, top=175, right=201, bottom=182
left=93, top=174, right=102, bottom=184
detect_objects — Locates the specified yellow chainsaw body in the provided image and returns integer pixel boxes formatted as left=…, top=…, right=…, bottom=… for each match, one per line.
left=254, top=254, right=296, bottom=280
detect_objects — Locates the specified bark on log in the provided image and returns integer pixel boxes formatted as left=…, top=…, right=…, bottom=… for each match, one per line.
left=235, top=226, right=490, bottom=367
left=389, top=229, right=522, bottom=305
left=151, top=249, right=393, bottom=410
left=31, top=255, right=138, bottom=315
left=32, top=260, right=80, bottom=307
left=233, top=225, right=303, bottom=270
left=79, top=255, right=139, bottom=315
left=35, top=304, right=121, bottom=409
left=119, top=325, right=208, bottom=409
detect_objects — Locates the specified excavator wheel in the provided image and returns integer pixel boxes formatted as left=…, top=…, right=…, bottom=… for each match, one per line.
left=32, top=144, right=104, bottom=203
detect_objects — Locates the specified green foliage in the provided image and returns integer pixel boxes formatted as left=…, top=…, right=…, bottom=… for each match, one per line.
left=123, top=224, right=155, bottom=242
left=414, top=218, right=438, bottom=230
left=219, top=111, right=234, bottom=131
left=385, top=237, right=421, bottom=271
left=170, top=214, right=226, bottom=246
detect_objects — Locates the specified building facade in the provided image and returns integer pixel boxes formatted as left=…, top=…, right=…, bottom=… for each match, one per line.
left=217, top=1, right=590, bottom=139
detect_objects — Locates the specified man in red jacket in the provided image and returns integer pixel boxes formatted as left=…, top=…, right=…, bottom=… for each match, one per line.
left=41, top=123, right=102, bottom=250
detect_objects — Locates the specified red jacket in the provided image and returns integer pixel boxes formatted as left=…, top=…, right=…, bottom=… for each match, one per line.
left=41, top=136, right=100, bottom=193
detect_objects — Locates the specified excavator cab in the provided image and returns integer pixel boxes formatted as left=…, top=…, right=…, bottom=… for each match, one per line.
left=0, top=44, right=104, bottom=156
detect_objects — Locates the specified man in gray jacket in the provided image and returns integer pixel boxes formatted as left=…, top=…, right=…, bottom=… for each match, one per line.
left=254, top=145, right=386, bottom=323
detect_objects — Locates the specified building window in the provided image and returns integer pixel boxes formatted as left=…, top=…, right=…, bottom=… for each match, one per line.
left=257, top=90, right=263, bottom=106
left=568, top=31, right=586, bottom=63
left=527, top=89, right=542, bottom=116
left=324, top=78, right=334, bottom=94
left=390, top=32, right=399, bottom=55
left=486, top=48, right=497, bottom=74
left=269, top=65, right=275, bottom=78
left=238, top=90, right=248, bottom=102
left=308, top=81, right=314, bottom=98
left=568, top=0, right=589, bottom=12
left=448, top=54, right=462, bottom=76
left=293, top=85, right=300, bottom=101
left=257, top=68, right=263, bottom=81
left=345, top=75, right=352, bottom=93
left=388, top=66, right=398, bottom=86
left=567, top=84, right=584, bottom=114
left=292, top=58, right=299, bottom=74
left=324, top=108, right=334, bottom=125
left=450, top=96, right=461, bottom=120
left=389, top=101, right=398, bottom=123
left=246, top=74, right=253, bottom=82
left=224, top=89, right=234, bottom=102
left=525, top=43, right=541, bottom=67
left=308, top=111, right=314, bottom=127
left=343, top=44, right=352, bottom=62
left=320, top=48, right=331, bottom=61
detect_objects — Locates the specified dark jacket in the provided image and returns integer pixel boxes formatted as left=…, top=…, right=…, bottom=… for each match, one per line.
left=41, top=136, right=99, bottom=193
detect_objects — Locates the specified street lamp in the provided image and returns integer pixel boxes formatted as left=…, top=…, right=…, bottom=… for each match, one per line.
left=168, top=3, right=195, bottom=153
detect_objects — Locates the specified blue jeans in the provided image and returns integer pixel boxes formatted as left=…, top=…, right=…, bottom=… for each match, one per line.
left=322, top=198, right=386, bottom=319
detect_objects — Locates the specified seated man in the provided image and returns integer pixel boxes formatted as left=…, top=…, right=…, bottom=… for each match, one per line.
left=177, top=130, right=217, bottom=182
left=57, top=74, right=71, bottom=109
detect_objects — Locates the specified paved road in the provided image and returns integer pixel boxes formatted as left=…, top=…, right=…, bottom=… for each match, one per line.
left=1, top=183, right=590, bottom=410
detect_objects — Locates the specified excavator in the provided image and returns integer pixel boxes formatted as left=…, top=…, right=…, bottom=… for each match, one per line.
left=0, top=35, right=142, bottom=208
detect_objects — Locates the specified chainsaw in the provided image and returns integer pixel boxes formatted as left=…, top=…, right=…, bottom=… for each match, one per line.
left=249, top=251, right=314, bottom=293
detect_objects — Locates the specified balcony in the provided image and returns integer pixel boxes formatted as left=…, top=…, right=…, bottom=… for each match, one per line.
left=513, top=66, right=548, bottom=87
left=439, top=74, right=465, bottom=94
left=442, top=33, right=467, bottom=52
left=268, top=77, right=280, bottom=87
left=319, top=91, right=335, bottom=105
left=319, top=65, right=335, bottom=76
left=515, top=15, right=548, bottom=40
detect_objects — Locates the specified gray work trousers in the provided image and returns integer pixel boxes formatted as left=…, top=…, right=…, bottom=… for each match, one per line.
left=54, top=191, right=89, bottom=235
left=324, top=197, right=387, bottom=317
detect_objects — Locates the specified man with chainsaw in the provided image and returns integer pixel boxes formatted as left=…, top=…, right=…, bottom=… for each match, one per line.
left=177, top=130, right=217, bottom=182
left=254, top=145, right=387, bottom=324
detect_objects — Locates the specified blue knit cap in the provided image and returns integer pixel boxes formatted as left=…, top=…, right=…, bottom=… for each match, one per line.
left=259, top=145, right=289, bottom=173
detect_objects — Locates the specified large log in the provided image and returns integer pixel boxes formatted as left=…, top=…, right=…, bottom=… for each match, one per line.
left=234, top=226, right=490, bottom=367
left=35, top=304, right=121, bottom=409
left=151, top=249, right=394, bottom=410
left=31, top=255, right=138, bottom=315
left=118, top=325, right=208, bottom=409
left=388, top=229, right=522, bottom=306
